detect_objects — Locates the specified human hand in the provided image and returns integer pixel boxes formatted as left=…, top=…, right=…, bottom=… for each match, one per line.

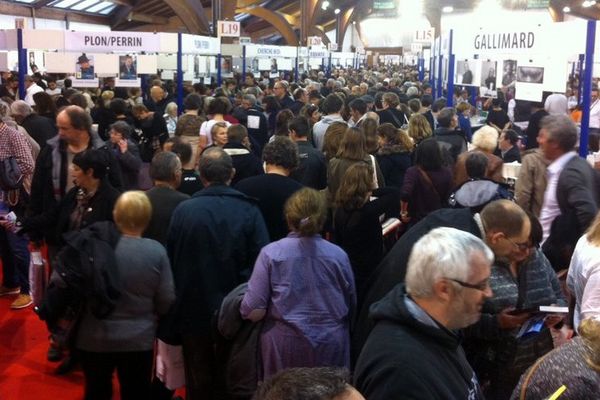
left=400, top=214, right=411, bottom=224
left=544, top=314, right=564, bottom=328
left=0, top=218, right=15, bottom=231
left=497, top=308, right=531, bottom=330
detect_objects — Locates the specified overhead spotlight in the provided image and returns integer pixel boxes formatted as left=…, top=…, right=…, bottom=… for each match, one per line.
left=563, top=6, right=571, bottom=12
left=583, top=0, right=597, bottom=8
left=334, top=8, right=341, bottom=14
left=442, top=6, right=454, bottom=13
left=352, top=20, right=356, bottom=25
left=322, top=1, right=330, bottom=10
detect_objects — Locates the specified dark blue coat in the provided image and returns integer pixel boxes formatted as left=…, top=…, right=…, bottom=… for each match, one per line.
left=166, top=185, right=269, bottom=335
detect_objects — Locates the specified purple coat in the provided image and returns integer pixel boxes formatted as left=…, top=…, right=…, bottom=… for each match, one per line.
left=240, top=232, right=356, bottom=379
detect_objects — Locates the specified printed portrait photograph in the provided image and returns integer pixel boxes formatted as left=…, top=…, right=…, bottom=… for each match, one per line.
left=75, top=53, right=95, bottom=80
left=517, top=66, right=544, bottom=84
left=119, top=55, right=137, bottom=80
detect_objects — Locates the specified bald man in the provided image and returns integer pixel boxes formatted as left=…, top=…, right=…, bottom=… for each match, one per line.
left=144, top=85, right=171, bottom=116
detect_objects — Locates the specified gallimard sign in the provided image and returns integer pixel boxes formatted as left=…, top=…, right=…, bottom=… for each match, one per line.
left=65, top=31, right=161, bottom=52
left=474, top=32, right=535, bottom=50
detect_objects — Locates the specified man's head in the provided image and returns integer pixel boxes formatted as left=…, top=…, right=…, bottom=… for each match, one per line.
left=199, top=147, right=235, bottom=186
left=253, top=367, right=364, bottom=400
left=288, top=116, right=310, bottom=141
left=537, top=115, right=578, bottom=160
left=170, top=139, right=196, bottom=170
left=480, top=200, right=531, bottom=260
left=56, top=105, right=92, bottom=144
left=262, top=136, right=299, bottom=173
left=242, top=94, right=257, bottom=110
left=293, top=88, right=308, bottom=104
left=437, top=107, right=458, bottom=129
left=499, top=129, right=520, bottom=152
left=431, top=97, right=447, bottom=114
left=273, top=81, right=289, bottom=100
left=465, top=151, right=488, bottom=179
left=24, top=75, right=34, bottom=89
left=10, top=100, right=32, bottom=124
left=150, top=85, right=165, bottom=103
left=149, top=151, right=182, bottom=188
left=227, top=124, right=249, bottom=147
left=109, top=120, right=131, bottom=143
left=322, top=93, right=344, bottom=115
left=349, top=98, right=367, bottom=122
left=405, top=227, right=493, bottom=330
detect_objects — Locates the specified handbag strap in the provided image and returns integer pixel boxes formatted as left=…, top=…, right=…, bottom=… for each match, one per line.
left=519, top=351, right=550, bottom=400
left=418, top=167, right=441, bottom=201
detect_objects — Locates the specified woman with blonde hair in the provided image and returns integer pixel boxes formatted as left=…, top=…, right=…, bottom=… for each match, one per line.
left=568, top=212, right=600, bottom=332
left=407, top=113, right=432, bottom=145
left=241, top=188, right=356, bottom=379
left=75, top=191, right=175, bottom=399
left=453, top=125, right=504, bottom=188
left=333, top=163, right=399, bottom=306
left=511, top=317, right=600, bottom=399
left=375, top=123, right=413, bottom=189
left=327, top=127, right=385, bottom=202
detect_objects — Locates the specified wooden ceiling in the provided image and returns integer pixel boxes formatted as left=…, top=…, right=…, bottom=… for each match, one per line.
left=1, top=0, right=599, bottom=44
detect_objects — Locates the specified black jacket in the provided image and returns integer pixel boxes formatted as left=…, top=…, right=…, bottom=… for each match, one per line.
left=435, top=127, right=467, bottom=164
left=245, top=107, right=269, bottom=154
left=354, top=285, right=484, bottom=400
left=499, top=145, right=521, bottom=163
left=375, top=145, right=412, bottom=189
left=352, top=208, right=480, bottom=363
left=377, top=108, right=408, bottom=128
left=25, top=135, right=123, bottom=244
left=39, top=221, right=121, bottom=329
left=289, top=141, right=327, bottom=190
left=104, top=140, right=142, bottom=190
left=216, top=283, right=262, bottom=400
left=21, top=113, right=57, bottom=150
left=223, top=142, right=264, bottom=186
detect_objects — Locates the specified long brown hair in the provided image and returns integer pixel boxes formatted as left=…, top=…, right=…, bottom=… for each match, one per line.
left=336, top=127, right=367, bottom=161
left=334, top=163, right=374, bottom=210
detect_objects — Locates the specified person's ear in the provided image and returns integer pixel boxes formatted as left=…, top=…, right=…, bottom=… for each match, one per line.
left=432, top=279, right=453, bottom=303
left=487, top=230, right=504, bottom=246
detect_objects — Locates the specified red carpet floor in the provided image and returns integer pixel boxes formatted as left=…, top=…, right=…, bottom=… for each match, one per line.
left=0, top=294, right=87, bottom=400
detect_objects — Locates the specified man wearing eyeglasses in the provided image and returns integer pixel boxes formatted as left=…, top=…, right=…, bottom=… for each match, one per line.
left=273, top=80, right=294, bottom=111
left=354, top=227, right=493, bottom=400
left=352, top=200, right=530, bottom=363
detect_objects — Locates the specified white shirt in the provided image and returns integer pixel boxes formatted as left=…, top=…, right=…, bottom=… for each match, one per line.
left=590, top=99, right=600, bottom=129
left=24, top=83, right=44, bottom=106
left=45, top=87, right=62, bottom=96
left=567, top=235, right=600, bottom=332
left=539, top=151, right=577, bottom=243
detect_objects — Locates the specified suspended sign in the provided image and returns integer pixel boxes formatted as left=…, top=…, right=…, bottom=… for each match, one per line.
left=218, top=20, right=240, bottom=38
left=414, top=28, right=435, bottom=43
left=64, top=31, right=161, bottom=52
left=181, top=34, right=220, bottom=54
left=410, top=43, right=423, bottom=53
left=309, top=49, right=328, bottom=58
left=328, top=43, right=338, bottom=51
left=245, top=44, right=297, bottom=58
left=308, top=36, right=322, bottom=47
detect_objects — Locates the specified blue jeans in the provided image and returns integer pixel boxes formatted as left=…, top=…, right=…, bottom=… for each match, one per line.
left=0, top=228, right=30, bottom=294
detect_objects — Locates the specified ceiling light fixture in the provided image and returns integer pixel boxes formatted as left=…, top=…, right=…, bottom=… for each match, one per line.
left=322, top=1, right=330, bottom=10
left=563, top=6, right=571, bottom=12
left=582, top=0, right=597, bottom=8
left=442, top=6, right=454, bottom=13
left=334, top=8, right=340, bottom=14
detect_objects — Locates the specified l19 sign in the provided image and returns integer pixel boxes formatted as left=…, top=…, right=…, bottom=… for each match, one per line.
left=218, top=20, right=240, bottom=38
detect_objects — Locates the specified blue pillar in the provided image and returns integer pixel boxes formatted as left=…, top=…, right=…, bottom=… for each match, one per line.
left=418, top=57, right=424, bottom=81
left=431, top=56, right=436, bottom=97
left=446, top=30, right=455, bottom=107
left=580, top=20, right=596, bottom=157
left=328, top=53, right=332, bottom=77
left=294, top=57, right=299, bottom=82
left=176, top=33, right=183, bottom=115
left=17, top=29, right=27, bottom=100
left=217, top=53, right=222, bottom=87
left=578, top=53, right=585, bottom=105
left=437, top=55, right=443, bottom=99
left=241, top=45, right=247, bottom=85
left=429, top=55, right=434, bottom=87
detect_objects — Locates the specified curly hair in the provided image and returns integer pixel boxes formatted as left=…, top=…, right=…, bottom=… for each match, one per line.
left=262, top=136, right=299, bottom=170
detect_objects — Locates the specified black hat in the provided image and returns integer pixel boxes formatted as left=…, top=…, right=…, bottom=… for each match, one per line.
left=77, top=54, right=90, bottom=64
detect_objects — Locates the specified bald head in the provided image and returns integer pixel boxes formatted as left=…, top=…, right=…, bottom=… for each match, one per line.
left=150, top=86, right=165, bottom=102
left=199, top=147, right=235, bottom=185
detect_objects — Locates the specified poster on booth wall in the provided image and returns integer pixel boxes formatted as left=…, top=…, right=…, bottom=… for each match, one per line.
left=480, top=60, right=497, bottom=90
left=455, top=59, right=480, bottom=86
left=221, top=56, right=233, bottom=76
left=28, top=51, right=44, bottom=74
left=75, top=53, right=95, bottom=80
left=119, top=55, right=137, bottom=80
left=517, top=66, right=544, bottom=84
left=277, top=58, right=293, bottom=71
left=500, top=59, right=517, bottom=87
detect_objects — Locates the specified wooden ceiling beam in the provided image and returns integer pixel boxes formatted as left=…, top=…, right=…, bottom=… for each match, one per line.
left=0, top=2, right=108, bottom=25
left=163, top=0, right=211, bottom=34
left=238, top=6, right=298, bottom=45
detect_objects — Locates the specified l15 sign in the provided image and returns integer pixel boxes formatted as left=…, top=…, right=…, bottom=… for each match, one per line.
left=218, top=21, right=240, bottom=38
left=414, top=28, right=435, bottom=43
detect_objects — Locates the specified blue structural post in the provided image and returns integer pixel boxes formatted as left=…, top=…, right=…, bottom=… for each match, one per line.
left=176, top=33, right=183, bottom=115
left=217, top=53, right=222, bottom=87
left=446, top=30, right=455, bottom=107
left=17, top=29, right=27, bottom=100
left=578, top=53, right=585, bottom=105
left=437, top=55, right=443, bottom=99
left=241, top=45, right=247, bottom=84
left=580, top=20, right=596, bottom=157
left=418, top=57, right=424, bottom=81
left=431, top=55, right=436, bottom=97
left=328, top=53, right=332, bottom=77
left=429, top=55, right=434, bottom=87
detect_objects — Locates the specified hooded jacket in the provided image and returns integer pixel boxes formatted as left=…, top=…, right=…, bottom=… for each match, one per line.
left=354, top=285, right=484, bottom=400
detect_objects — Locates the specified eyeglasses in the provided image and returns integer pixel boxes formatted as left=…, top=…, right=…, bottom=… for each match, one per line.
left=446, top=278, right=490, bottom=292
left=504, top=236, right=530, bottom=251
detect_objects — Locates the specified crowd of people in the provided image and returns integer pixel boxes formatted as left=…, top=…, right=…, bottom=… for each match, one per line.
left=1, top=63, right=600, bottom=400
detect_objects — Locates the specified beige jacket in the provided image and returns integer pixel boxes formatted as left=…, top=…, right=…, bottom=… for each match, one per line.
left=515, top=148, right=550, bottom=217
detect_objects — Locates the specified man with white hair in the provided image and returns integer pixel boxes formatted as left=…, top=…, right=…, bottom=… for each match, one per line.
left=10, top=100, right=56, bottom=150
left=354, top=227, right=492, bottom=399
left=23, top=75, right=44, bottom=106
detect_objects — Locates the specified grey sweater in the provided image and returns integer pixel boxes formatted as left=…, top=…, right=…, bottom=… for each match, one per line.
left=76, top=236, right=175, bottom=352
